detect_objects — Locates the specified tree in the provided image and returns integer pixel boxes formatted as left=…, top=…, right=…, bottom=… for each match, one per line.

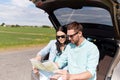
left=1, top=23, right=5, bottom=26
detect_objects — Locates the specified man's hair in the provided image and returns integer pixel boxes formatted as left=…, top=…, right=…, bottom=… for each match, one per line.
left=67, top=21, right=83, bottom=32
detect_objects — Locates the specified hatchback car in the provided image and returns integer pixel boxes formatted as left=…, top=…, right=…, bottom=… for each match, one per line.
left=30, top=0, right=120, bottom=80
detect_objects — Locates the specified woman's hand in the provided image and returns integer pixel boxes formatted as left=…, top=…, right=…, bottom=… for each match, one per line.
left=32, top=66, right=39, bottom=74
left=31, top=55, right=41, bottom=74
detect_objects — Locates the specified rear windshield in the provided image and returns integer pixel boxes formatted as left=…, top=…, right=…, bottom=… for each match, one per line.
left=54, top=7, right=113, bottom=26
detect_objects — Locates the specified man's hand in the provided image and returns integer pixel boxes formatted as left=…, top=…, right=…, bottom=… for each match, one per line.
left=50, top=70, right=70, bottom=80
left=57, top=70, right=70, bottom=80
left=50, top=74, right=61, bottom=80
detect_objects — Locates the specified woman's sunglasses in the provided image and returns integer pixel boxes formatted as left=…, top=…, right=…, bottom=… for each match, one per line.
left=56, top=35, right=66, bottom=39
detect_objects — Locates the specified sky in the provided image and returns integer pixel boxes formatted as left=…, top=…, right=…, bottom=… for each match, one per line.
left=0, top=0, right=52, bottom=26
left=0, top=0, right=120, bottom=26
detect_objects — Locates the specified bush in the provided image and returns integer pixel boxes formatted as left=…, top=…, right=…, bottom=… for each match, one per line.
left=42, top=25, right=51, bottom=28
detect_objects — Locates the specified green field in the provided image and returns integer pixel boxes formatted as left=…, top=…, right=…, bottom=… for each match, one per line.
left=0, top=26, right=56, bottom=49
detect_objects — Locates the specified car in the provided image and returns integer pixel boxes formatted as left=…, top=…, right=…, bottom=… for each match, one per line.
left=30, top=0, right=120, bottom=80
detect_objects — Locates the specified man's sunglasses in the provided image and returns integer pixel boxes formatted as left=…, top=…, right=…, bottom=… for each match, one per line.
left=56, top=35, right=66, bottom=39
left=67, top=32, right=78, bottom=38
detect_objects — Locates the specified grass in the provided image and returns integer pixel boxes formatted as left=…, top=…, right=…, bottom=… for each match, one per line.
left=0, top=26, right=56, bottom=49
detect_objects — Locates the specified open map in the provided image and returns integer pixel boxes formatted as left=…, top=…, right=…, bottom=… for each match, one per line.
left=30, top=59, right=58, bottom=72
left=30, top=59, right=59, bottom=80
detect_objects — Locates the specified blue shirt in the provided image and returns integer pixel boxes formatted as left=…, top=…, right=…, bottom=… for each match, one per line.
left=57, top=39, right=99, bottom=80
left=37, top=40, right=64, bottom=62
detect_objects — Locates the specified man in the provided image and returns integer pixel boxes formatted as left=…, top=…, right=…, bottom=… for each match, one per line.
left=51, top=22, right=99, bottom=80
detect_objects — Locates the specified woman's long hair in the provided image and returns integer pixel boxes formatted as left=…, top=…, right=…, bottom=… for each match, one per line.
left=55, top=26, right=69, bottom=56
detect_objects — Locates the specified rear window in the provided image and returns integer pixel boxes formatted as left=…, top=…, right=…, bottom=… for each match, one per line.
left=54, top=7, right=113, bottom=26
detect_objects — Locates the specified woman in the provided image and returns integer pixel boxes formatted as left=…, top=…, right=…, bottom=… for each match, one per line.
left=32, top=26, right=68, bottom=74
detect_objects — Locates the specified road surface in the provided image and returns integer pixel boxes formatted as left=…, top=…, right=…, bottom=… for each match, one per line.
left=0, top=45, right=112, bottom=80
left=0, top=46, right=44, bottom=80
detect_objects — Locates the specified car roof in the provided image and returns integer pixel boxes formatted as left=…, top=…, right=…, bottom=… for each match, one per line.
left=30, top=0, right=120, bottom=39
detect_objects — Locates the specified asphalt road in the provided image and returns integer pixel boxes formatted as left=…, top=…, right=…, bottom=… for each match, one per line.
left=0, top=47, right=43, bottom=80
left=0, top=46, right=113, bottom=80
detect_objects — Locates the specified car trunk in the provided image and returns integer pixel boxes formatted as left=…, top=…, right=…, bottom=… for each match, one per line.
left=30, top=0, right=120, bottom=80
